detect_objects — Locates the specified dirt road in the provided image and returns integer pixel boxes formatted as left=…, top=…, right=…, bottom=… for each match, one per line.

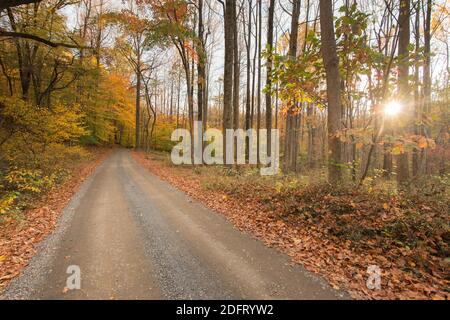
left=2, top=150, right=347, bottom=300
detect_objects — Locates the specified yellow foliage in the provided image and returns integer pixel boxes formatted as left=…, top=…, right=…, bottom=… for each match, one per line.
left=0, top=96, right=87, bottom=169
left=0, top=192, right=17, bottom=215
left=0, top=96, right=85, bottom=146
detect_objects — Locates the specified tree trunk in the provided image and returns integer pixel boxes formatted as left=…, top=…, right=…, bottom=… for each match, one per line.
left=250, top=0, right=258, bottom=128
left=245, top=0, right=252, bottom=158
left=176, top=70, right=181, bottom=128
left=256, top=0, right=262, bottom=163
left=223, top=0, right=235, bottom=160
left=135, top=59, right=141, bottom=149
left=412, top=2, right=420, bottom=177
left=170, top=77, right=174, bottom=117
left=283, top=0, right=301, bottom=172
left=233, top=1, right=240, bottom=130
left=396, top=0, right=410, bottom=185
left=320, top=0, right=343, bottom=183
left=422, top=0, right=432, bottom=175
left=197, top=0, right=205, bottom=124
left=265, top=0, right=275, bottom=156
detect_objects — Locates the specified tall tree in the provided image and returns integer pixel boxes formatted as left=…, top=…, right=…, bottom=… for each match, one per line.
left=412, top=1, right=421, bottom=176
left=223, top=0, right=235, bottom=159
left=197, top=0, right=206, bottom=126
left=283, top=0, right=301, bottom=172
left=265, top=0, right=275, bottom=155
left=232, top=1, right=240, bottom=131
left=320, top=0, right=343, bottom=183
left=113, top=7, right=146, bottom=149
left=421, top=0, right=432, bottom=175
left=244, top=0, right=252, bottom=157
left=256, top=0, right=262, bottom=162
left=396, top=0, right=411, bottom=184
left=250, top=0, right=258, bottom=128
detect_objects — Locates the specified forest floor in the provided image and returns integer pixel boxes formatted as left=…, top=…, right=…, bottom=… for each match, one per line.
left=132, top=150, right=449, bottom=300
left=0, top=147, right=111, bottom=292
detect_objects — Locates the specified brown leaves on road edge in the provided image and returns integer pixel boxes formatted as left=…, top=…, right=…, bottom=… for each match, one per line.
left=131, top=151, right=449, bottom=300
left=0, top=148, right=112, bottom=293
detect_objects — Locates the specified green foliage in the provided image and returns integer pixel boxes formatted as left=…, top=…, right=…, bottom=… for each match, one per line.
left=266, top=29, right=324, bottom=114
left=336, top=4, right=373, bottom=102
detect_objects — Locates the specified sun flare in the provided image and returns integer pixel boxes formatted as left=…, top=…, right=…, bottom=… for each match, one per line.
left=384, top=101, right=402, bottom=117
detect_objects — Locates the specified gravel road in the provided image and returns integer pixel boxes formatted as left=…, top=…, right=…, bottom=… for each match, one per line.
left=2, top=150, right=347, bottom=300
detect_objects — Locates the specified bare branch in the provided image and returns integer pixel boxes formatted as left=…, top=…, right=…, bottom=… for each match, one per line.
left=0, top=29, right=91, bottom=49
